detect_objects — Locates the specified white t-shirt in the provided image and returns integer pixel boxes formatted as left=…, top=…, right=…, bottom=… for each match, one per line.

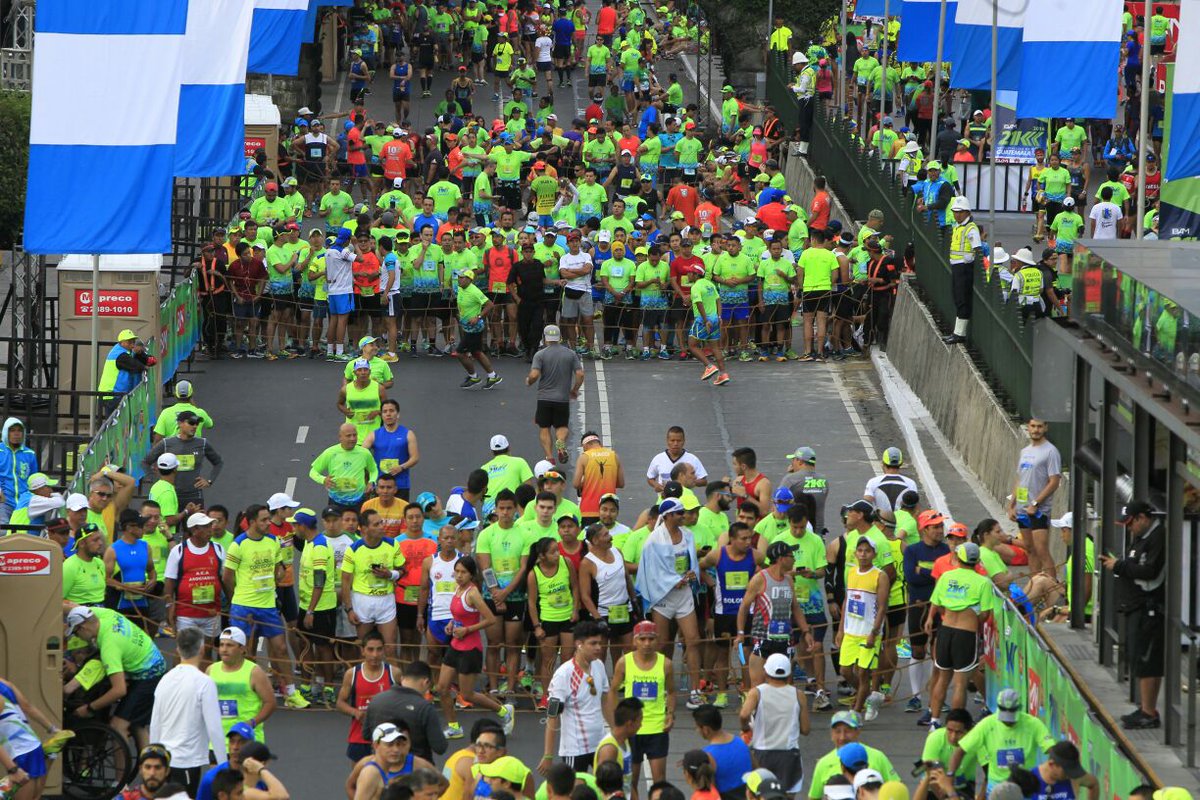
left=1088, top=201, right=1123, bottom=240
left=559, top=250, right=595, bottom=292
left=863, top=473, right=919, bottom=513
left=535, top=35, right=554, bottom=63
left=645, top=450, right=709, bottom=487
left=164, top=540, right=225, bottom=581
left=325, top=246, right=359, bottom=296
left=548, top=658, right=610, bottom=756
left=326, top=533, right=356, bottom=571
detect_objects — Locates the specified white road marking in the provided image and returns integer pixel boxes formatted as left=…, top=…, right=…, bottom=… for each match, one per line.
left=284, top=476, right=297, bottom=497
left=576, top=363, right=588, bottom=455
left=711, top=392, right=734, bottom=463
left=296, top=425, right=309, bottom=444
left=828, top=364, right=877, bottom=466
left=594, top=360, right=612, bottom=446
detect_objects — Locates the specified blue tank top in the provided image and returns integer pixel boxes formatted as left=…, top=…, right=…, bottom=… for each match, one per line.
left=371, top=424, right=412, bottom=489
left=704, top=737, right=753, bottom=793
left=112, top=538, right=150, bottom=608
left=714, top=546, right=756, bottom=615
left=369, top=752, right=413, bottom=784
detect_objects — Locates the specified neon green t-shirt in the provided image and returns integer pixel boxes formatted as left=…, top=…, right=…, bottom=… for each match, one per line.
left=298, top=534, right=337, bottom=612
left=224, top=533, right=284, bottom=609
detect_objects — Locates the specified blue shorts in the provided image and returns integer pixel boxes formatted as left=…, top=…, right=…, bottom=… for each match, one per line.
left=229, top=604, right=286, bottom=641
left=429, top=618, right=452, bottom=645
left=720, top=304, right=750, bottom=322
left=689, top=316, right=722, bottom=342
left=15, top=747, right=47, bottom=779
left=621, top=78, right=634, bottom=92
left=1054, top=240, right=1073, bottom=255
left=539, top=214, right=555, bottom=228
left=328, top=293, right=354, bottom=316
left=352, top=163, right=368, bottom=178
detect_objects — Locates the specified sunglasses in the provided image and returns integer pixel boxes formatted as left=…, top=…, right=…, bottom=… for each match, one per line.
left=92, top=491, right=113, bottom=498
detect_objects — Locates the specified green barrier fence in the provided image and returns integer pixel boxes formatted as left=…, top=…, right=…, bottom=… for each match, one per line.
left=766, top=53, right=1036, bottom=419
left=984, top=594, right=1147, bottom=794
left=67, top=275, right=199, bottom=493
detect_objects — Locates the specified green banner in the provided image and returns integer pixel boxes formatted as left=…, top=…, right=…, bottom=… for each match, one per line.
left=981, top=595, right=1147, bottom=796
left=156, top=278, right=199, bottom=382
left=1162, top=63, right=1200, bottom=239
left=68, top=376, right=158, bottom=494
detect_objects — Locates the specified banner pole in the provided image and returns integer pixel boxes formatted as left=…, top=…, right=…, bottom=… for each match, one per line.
left=1137, top=0, right=1152, bottom=238
left=931, top=0, right=949, bottom=153
left=839, top=0, right=848, bottom=117
left=90, top=254, right=99, bottom=437
left=988, top=0, right=998, bottom=234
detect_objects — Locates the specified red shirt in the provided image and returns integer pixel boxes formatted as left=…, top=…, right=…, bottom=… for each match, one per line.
left=226, top=257, right=267, bottom=301
left=380, top=140, right=413, bottom=179
left=618, top=135, right=641, bottom=158
left=756, top=202, right=789, bottom=232
left=931, top=553, right=989, bottom=580
left=670, top=255, right=706, bottom=301
left=596, top=5, right=617, bottom=34
left=810, top=190, right=831, bottom=231
left=347, top=127, right=368, bottom=166
left=665, top=184, right=699, bottom=224
left=585, top=103, right=604, bottom=123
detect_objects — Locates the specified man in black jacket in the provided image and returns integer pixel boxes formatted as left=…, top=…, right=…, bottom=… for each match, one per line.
left=1101, top=500, right=1166, bottom=730
left=362, top=661, right=447, bottom=761
left=935, top=118, right=960, bottom=166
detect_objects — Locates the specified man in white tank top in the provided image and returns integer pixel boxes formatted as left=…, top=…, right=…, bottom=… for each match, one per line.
left=419, top=526, right=462, bottom=669
left=738, top=653, right=811, bottom=793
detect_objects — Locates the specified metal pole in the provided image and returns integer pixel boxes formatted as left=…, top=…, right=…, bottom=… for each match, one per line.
left=881, top=0, right=890, bottom=120
left=931, top=0, right=949, bottom=152
left=838, top=0, right=848, bottom=116
left=1137, top=0, right=1152, bottom=238
left=988, top=0, right=998, bottom=235
left=89, top=254, right=99, bottom=436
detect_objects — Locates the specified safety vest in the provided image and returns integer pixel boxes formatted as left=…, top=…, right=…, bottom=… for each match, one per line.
left=949, top=221, right=979, bottom=264
left=922, top=178, right=950, bottom=224
left=904, top=151, right=923, bottom=179
left=198, top=255, right=227, bottom=296
left=1017, top=265, right=1042, bottom=298
left=98, top=343, right=137, bottom=398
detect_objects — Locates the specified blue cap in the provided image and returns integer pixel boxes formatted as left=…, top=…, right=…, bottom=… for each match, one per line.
left=344, top=121, right=355, bottom=131
left=772, top=486, right=794, bottom=505
left=295, top=117, right=309, bottom=127
left=659, top=498, right=685, bottom=515
left=838, top=742, right=869, bottom=770
left=335, top=227, right=353, bottom=242
left=416, top=491, right=438, bottom=511
left=640, top=213, right=655, bottom=220
left=228, top=722, right=256, bottom=741
left=289, top=510, right=318, bottom=528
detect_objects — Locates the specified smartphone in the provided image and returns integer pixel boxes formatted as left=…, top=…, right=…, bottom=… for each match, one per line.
left=483, top=568, right=500, bottom=590
left=546, top=697, right=563, bottom=717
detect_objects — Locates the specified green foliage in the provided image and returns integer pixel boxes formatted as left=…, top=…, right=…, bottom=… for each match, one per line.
left=0, top=91, right=31, bottom=250
left=697, top=0, right=841, bottom=77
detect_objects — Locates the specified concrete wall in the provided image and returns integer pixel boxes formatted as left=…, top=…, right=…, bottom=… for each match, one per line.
left=783, top=150, right=857, bottom=230
left=887, top=280, right=1030, bottom=509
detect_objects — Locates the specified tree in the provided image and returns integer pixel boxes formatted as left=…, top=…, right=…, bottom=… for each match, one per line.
left=0, top=91, right=31, bottom=250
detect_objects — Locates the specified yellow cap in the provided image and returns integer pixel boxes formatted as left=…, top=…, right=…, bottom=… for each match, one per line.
left=879, top=783, right=910, bottom=800
left=117, top=329, right=138, bottom=341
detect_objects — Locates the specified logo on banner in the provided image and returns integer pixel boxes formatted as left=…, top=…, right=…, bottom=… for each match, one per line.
left=0, top=551, right=52, bottom=575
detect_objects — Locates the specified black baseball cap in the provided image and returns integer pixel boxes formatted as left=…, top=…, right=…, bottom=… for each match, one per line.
left=1119, top=500, right=1160, bottom=524
left=1046, top=741, right=1085, bottom=779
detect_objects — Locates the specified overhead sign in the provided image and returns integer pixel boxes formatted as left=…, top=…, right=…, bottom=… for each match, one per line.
left=0, top=551, right=52, bottom=575
left=245, top=136, right=266, bottom=158
left=75, top=290, right=140, bottom=317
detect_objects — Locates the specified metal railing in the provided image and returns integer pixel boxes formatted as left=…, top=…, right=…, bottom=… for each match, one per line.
left=767, top=53, right=1037, bottom=418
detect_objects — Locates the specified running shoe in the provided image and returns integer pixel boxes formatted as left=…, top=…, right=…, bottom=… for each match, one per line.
left=426, top=343, right=445, bottom=357
left=484, top=375, right=504, bottom=390
left=284, top=691, right=311, bottom=709
left=247, top=348, right=265, bottom=359
left=798, top=352, right=815, bottom=362
left=41, top=730, right=76, bottom=754
left=556, top=443, right=569, bottom=464
left=498, top=679, right=510, bottom=693
left=624, top=347, right=636, bottom=360
left=461, top=376, right=482, bottom=389
left=231, top=350, right=247, bottom=359
left=775, top=352, right=788, bottom=363
left=837, top=680, right=854, bottom=697
left=657, top=349, right=672, bottom=360
left=1123, top=710, right=1161, bottom=729
left=686, top=690, right=705, bottom=709
left=381, top=351, right=399, bottom=362
left=905, top=695, right=924, bottom=713
left=265, top=351, right=278, bottom=361
left=713, top=692, right=728, bottom=709
left=916, top=709, right=933, bottom=726
left=758, top=350, right=769, bottom=362
left=864, top=691, right=884, bottom=722
left=713, top=372, right=730, bottom=385
left=639, top=349, right=652, bottom=360
left=813, top=691, right=833, bottom=711
left=335, top=353, right=353, bottom=362
left=737, top=350, right=752, bottom=362
left=501, top=703, right=516, bottom=734
left=701, top=365, right=718, bottom=381
left=455, top=696, right=475, bottom=710
left=785, top=349, right=801, bottom=360
left=323, top=686, right=337, bottom=706
left=536, top=695, right=549, bottom=711
left=444, top=723, right=464, bottom=739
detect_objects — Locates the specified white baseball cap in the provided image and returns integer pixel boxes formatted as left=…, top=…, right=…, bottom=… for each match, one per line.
left=853, top=770, right=885, bottom=791
left=597, top=230, right=612, bottom=242
left=949, top=196, right=971, bottom=213
left=65, top=493, right=89, bottom=512
left=65, top=606, right=95, bottom=636
left=157, top=453, right=180, bottom=470
left=267, top=492, right=300, bottom=512
left=764, top=653, right=791, bottom=678
left=534, top=459, right=555, bottom=478
left=187, top=512, right=215, bottom=528
left=219, top=627, right=248, bottom=646
left=490, top=434, right=510, bottom=452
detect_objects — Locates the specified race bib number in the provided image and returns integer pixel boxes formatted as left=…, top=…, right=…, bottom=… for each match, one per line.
left=847, top=598, right=866, bottom=618
left=334, top=477, right=358, bottom=492
left=177, top=454, right=196, bottom=471
left=549, top=591, right=570, bottom=608
left=611, top=266, right=624, bottom=277
left=767, top=619, right=790, bottom=638
left=997, top=749, right=1024, bottom=767
left=380, top=458, right=400, bottom=473
left=674, top=555, right=689, bottom=575
left=435, top=580, right=456, bottom=594
left=192, top=584, right=216, bottom=605
left=632, top=681, right=658, bottom=701
left=491, top=280, right=507, bottom=292
left=219, top=699, right=239, bottom=718
left=404, top=585, right=421, bottom=603
left=607, top=604, right=630, bottom=623
left=724, top=571, right=748, bottom=589
left=1015, top=487, right=1029, bottom=504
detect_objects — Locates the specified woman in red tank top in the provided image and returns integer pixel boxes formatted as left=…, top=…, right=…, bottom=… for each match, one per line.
left=556, top=517, right=587, bottom=572
left=436, top=556, right=515, bottom=738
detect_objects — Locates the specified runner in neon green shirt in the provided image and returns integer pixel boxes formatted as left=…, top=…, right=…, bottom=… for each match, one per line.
left=308, top=426, right=380, bottom=506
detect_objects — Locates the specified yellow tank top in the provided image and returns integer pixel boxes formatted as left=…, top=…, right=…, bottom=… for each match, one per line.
left=593, top=733, right=633, bottom=795
left=535, top=559, right=572, bottom=622
left=622, top=652, right=667, bottom=733
left=344, top=380, right=381, bottom=438
left=844, top=567, right=881, bottom=638
left=207, top=659, right=265, bottom=741
left=439, top=747, right=475, bottom=800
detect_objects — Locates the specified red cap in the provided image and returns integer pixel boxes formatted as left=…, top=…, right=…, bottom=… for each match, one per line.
left=532, top=160, right=546, bottom=170
left=917, top=509, right=946, bottom=528
left=633, top=620, right=657, bottom=637
left=947, top=522, right=969, bottom=539
left=265, top=181, right=278, bottom=191
left=684, top=121, right=696, bottom=130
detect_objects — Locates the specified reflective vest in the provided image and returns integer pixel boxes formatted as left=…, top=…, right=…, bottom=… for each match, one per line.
left=1017, top=265, right=1043, bottom=298
left=922, top=178, right=951, bottom=224
left=98, top=343, right=137, bottom=398
left=949, top=221, right=979, bottom=264
left=904, top=151, right=923, bottom=179
left=198, top=255, right=227, bottom=296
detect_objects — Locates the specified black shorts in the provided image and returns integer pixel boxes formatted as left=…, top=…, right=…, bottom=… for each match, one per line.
left=538, top=619, right=573, bottom=637
left=800, top=291, right=829, bottom=314
left=298, top=608, right=338, bottom=639
left=763, top=302, right=792, bottom=325
left=536, top=399, right=571, bottom=428
left=346, top=741, right=373, bottom=762
left=169, top=766, right=204, bottom=797
left=444, top=647, right=484, bottom=674
left=113, top=674, right=160, bottom=728
left=835, top=287, right=864, bottom=319
left=487, top=597, right=528, bottom=622
left=933, top=626, right=979, bottom=673
left=276, top=585, right=299, bottom=622
left=751, top=638, right=791, bottom=659
left=885, top=605, right=906, bottom=637
left=357, top=294, right=384, bottom=317
left=601, top=612, right=634, bottom=638
left=561, top=753, right=594, bottom=772
left=488, top=291, right=513, bottom=305
left=639, top=308, right=664, bottom=328
left=393, top=90, right=410, bottom=103
left=713, top=613, right=741, bottom=638
left=459, top=328, right=485, bottom=353
left=1127, top=606, right=1165, bottom=678
left=553, top=44, right=571, bottom=60
left=631, top=731, right=670, bottom=761
left=907, top=603, right=931, bottom=650
left=396, top=602, right=420, bottom=629
left=588, top=72, right=606, bottom=88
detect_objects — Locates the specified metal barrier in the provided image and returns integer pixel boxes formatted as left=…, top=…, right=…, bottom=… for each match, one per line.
left=766, top=48, right=1037, bottom=418
left=956, top=161, right=1033, bottom=214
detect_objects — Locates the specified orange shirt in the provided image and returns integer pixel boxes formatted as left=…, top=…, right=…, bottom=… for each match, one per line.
left=931, top=552, right=989, bottom=580
left=380, top=140, right=413, bottom=179
left=396, top=535, right=439, bottom=604
left=578, top=446, right=620, bottom=515
left=694, top=201, right=722, bottom=233
left=361, top=497, right=409, bottom=539
left=596, top=5, right=617, bottom=34
left=665, top=184, right=699, bottom=225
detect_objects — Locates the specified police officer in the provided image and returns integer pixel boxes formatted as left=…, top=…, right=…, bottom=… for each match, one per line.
left=942, top=197, right=983, bottom=345
left=98, top=329, right=157, bottom=417
left=916, top=162, right=952, bottom=227
left=1100, top=500, right=1166, bottom=730
left=792, top=52, right=816, bottom=156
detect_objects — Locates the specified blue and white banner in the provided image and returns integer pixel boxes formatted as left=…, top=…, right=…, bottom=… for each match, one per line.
left=854, top=0, right=890, bottom=19
left=25, top=0, right=189, bottom=254
left=1017, top=0, right=1120, bottom=119
left=898, top=0, right=958, bottom=63
left=949, top=0, right=1025, bottom=91
left=176, top=0, right=255, bottom=177
left=1166, top=0, right=1200, bottom=180
left=248, top=0, right=309, bottom=75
